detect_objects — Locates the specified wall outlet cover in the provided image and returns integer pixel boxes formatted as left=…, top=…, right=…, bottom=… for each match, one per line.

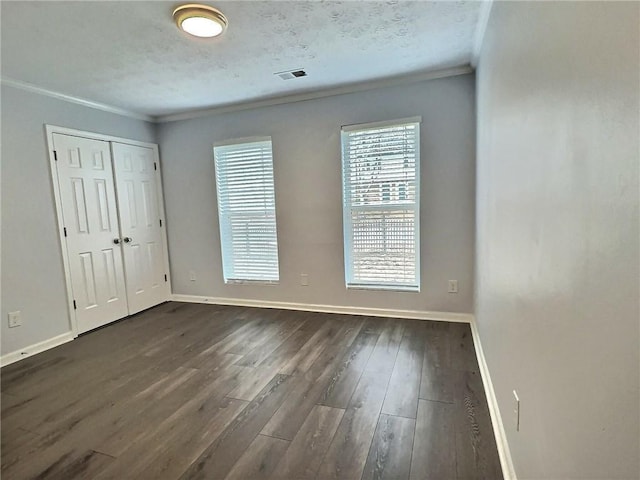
left=8, top=311, right=22, bottom=328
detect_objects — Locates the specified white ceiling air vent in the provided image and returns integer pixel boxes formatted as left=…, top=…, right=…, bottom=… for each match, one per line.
left=275, top=69, right=307, bottom=80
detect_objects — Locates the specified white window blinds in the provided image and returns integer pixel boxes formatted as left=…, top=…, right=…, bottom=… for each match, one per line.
left=214, top=137, right=280, bottom=283
left=341, top=118, right=420, bottom=291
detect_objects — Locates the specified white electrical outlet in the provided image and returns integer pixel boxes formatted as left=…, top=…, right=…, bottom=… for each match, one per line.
left=189, top=270, right=197, bottom=282
left=513, top=390, right=520, bottom=431
left=448, top=280, right=458, bottom=293
left=300, top=273, right=309, bottom=286
left=8, top=311, right=22, bottom=328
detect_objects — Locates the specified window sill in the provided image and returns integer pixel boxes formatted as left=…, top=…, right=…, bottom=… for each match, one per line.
left=346, top=284, right=420, bottom=293
left=224, top=280, right=279, bottom=286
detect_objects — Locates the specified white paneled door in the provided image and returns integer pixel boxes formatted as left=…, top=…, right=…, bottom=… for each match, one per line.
left=112, top=143, right=169, bottom=315
left=53, top=133, right=129, bottom=333
left=53, top=131, right=170, bottom=334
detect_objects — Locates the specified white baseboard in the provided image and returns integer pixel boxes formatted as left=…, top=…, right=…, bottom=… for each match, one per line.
left=1, top=331, right=76, bottom=367
left=469, top=319, right=517, bottom=480
left=170, top=294, right=474, bottom=324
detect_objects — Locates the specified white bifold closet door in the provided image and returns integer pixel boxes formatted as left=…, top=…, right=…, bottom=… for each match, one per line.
left=53, top=133, right=169, bottom=334
left=53, top=133, right=129, bottom=332
left=112, top=142, right=168, bottom=315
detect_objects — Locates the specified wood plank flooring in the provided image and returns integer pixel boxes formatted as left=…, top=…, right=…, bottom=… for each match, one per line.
left=1, top=302, right=503, bottom=479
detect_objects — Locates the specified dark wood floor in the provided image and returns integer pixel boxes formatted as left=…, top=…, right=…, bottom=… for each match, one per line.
left=1, top=302, right=502, bottom=480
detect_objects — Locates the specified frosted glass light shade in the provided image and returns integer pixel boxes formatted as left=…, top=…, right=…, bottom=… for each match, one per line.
left=173, top=5, right=228, bottom=38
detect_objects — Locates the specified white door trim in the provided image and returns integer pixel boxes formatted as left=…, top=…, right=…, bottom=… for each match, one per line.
left=45, top=124, right=172, bottom=337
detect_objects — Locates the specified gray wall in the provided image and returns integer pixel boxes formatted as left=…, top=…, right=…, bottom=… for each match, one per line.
left=158, top=74, right=476, bottom=314
left=475, top=2, right=639, bottom=478
left=1, top=84, right=156, bottom=356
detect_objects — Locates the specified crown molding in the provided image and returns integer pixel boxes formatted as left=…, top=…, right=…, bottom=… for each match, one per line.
left=2, top=64, right=474, bottom=125
left=471, top=0, right=494, bottom=67
left=0, top=77, right=155, bottom=122
left=156, top=64, right=474, bottom=123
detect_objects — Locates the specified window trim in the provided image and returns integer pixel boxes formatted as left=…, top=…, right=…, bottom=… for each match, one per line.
left=213, top=136, right=280, bottom=285
left=213, top=135, right=272, bottom=148
left=341, top=116, right=422, bottom=132
left=341, top=117, right=421, bottom=292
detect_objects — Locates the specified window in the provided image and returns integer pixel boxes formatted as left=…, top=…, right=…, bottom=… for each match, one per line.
left=341, top=117, right=420, bottom=291
left=214, top=137, right=279, bottom=283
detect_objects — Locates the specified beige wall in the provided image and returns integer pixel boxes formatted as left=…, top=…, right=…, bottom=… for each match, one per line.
left=475, top=2, right=639, bottom=478
left=1, top=85, right=156, bottom=356
left=158, top=74, right=477, bottom=314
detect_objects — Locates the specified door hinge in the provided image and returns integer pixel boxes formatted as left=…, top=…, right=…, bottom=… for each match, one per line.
left=53, top=150, right=58, bottom=161
left=73, top=300, right=77, bottom=310
left=159, top=219, right=162, bottom=227
left=154, top=162, right=157, bottom=171
left=63, top=227, right=67, bottom=237
left=164, top=274, right=168, bottom=282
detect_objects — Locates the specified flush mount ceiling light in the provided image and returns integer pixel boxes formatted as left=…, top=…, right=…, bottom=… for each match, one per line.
left=173, top=4, right=228, bottom=38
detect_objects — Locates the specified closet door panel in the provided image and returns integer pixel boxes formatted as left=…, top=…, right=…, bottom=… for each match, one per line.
left=53, top=133, right=128, bottom=333
left=112, top=143, right=169, bottom=314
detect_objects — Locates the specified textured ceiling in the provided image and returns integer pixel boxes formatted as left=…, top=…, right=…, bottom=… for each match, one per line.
left=1, top=1, right=481, bottom=117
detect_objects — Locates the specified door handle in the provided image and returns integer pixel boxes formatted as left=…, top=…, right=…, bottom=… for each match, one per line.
left=113, top=238, right=120, bottom=245
left=123, top=237, right=132, bottom=243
